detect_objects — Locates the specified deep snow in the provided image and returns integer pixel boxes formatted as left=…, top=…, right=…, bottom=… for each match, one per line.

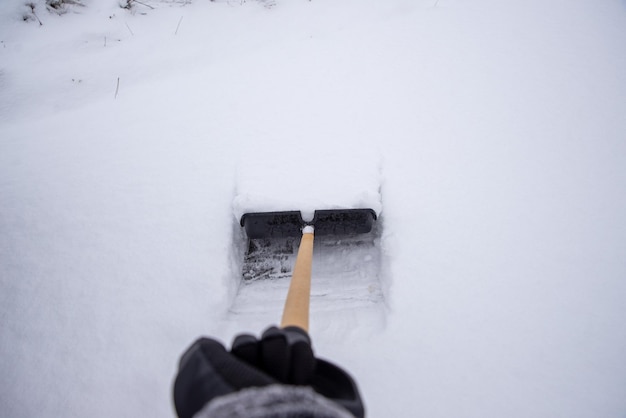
left=1, top=0, right=626, bottom=417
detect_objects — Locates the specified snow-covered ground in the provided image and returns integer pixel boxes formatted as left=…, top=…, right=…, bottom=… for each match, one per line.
left=1, top=0, right=625, bottom=416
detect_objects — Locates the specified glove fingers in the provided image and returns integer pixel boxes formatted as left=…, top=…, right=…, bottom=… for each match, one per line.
left=259, top=326, right=316, bottom=384
left=289, top=338, right=316, bottom=384
left=232, top=334, right=259, bottom=366
left=260, top=327, right=290, bottom=382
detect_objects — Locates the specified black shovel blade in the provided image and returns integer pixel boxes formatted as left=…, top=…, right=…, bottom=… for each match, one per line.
left=240, top=209, right=377, bottom=239
left=312, top=209, right=377, bottom=236
left=240, top=211, right=304, bottom=239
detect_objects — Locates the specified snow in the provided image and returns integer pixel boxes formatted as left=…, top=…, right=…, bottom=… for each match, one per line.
left=1, top=0, right=626, bottom=417
left=232, top=143, right=383, bottom=223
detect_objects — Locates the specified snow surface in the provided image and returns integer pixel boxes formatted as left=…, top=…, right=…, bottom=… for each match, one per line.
left=1, top=0, right=626, bottom=417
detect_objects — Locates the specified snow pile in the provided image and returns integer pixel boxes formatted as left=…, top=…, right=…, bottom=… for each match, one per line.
left=1, top=0, right=626, bottom=417
left=233, top=144, right=383, bottom=222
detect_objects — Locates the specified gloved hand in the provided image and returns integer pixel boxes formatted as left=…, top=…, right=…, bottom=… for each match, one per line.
left=173, top=326, right=364, bottom=418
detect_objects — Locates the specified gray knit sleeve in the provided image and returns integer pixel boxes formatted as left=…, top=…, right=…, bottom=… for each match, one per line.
left=193, top=384, right=355, bottom=418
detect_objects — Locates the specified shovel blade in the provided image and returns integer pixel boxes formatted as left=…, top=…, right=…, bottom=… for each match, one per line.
left=240, top=209, right=377, bottom=239
left=312, top=209, right=377, bottom=236
left=240, top=211, right=303, bottom=239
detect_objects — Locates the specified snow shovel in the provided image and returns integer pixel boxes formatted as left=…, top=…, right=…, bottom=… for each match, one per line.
left=240, top=209, right=377, bottom=239
left=240, top=209, right=377, bottom=331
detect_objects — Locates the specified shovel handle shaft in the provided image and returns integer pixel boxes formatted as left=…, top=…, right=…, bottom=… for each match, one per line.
left=281, top=229, right=314, bottom=331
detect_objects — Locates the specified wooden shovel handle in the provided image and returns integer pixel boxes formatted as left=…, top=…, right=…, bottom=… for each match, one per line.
left=280, top=228, right=314, bottom=332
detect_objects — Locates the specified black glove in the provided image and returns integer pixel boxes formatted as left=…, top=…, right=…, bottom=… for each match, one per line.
left=173, top=326, right=364, bottom=418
